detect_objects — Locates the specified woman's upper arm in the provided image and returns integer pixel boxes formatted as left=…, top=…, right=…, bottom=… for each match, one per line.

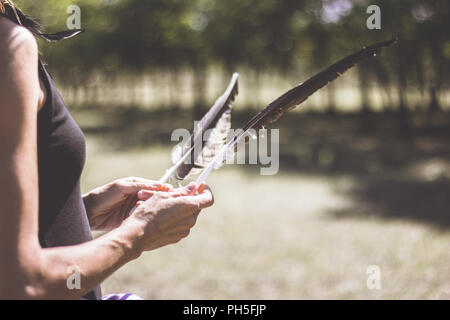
left=0, top=23, right=43, bottom=294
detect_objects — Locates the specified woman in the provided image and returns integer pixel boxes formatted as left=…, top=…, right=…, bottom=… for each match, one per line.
left=0, top=1, right=214, bottom=300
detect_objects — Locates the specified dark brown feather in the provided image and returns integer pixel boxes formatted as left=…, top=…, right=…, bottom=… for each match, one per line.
left=195, top=38, right=398, bottom=184
left=241, top=38, right=398, bottom=133
left=175, top=73, right=239, bottom=180
left=40, top=29, right=85, bottom=41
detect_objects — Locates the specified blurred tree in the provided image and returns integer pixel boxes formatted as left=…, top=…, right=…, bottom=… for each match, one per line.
left=13, top=0, right=449, bottom=112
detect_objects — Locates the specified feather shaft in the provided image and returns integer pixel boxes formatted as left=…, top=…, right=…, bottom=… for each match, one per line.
left=160, top=73, right=239, bottom=184
left=175, top=73, right=239, bottom=180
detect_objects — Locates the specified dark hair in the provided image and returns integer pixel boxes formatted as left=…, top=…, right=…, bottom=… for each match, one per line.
left=1, top=2, right=83, bottom=41
left=1, top=2, right=43, bottom=37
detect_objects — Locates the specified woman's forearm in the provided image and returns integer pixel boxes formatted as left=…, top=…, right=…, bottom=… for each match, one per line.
left=23, top=218, right=145, bottom=300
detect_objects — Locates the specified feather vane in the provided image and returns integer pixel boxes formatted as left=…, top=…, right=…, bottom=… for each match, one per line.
left=160, top=73, right=239, bottom=184
left=184, top=108, right=232, bottom=178
left=195, top=38, right=398, bottom=184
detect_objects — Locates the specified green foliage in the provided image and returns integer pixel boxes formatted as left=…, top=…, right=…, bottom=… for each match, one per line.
left=14, top=0, right=450, bottom=110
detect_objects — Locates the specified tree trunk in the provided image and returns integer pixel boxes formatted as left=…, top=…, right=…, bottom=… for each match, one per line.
left=326, top=82, right=337, bottom=114
left=429, top=86, right=440, bottom=113
left=192, top=68, right=207, bottom=121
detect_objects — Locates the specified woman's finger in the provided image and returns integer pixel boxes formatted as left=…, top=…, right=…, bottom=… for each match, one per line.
left=139, top=183, right=199, bottom=200
left=121, top=181, right=162, bottom=192
left=161, top=183, right=174, bottom=191
left=197, top=183, right=210, bottom=194
left=184, top=184, right=214, bottom=209
left=136, top=201, right=144, bottom=207
left=119, top=177, right=174, bottom=194
left=166, top=182, right=198, bottom=198
left=137, top=190, right=156, bottom=200
left=169, top=230, right=191, bottom=239
left=126, top=177, right=159, bottom=185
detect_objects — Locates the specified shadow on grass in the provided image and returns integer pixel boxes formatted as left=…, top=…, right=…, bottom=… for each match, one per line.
left=328, top=175, right=450, bottom=229
left=73, top=106, right=450, bottom=228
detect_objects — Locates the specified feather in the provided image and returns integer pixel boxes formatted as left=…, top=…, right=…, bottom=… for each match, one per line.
left=159, top=73, right=239, bottom=184
left=195, top=38, right=398, bottom=184
left=175, top=73, right=239, bottom=180
left=39, top=29, right=85, bottom=42
left=185, top=108, right=232, bottom=178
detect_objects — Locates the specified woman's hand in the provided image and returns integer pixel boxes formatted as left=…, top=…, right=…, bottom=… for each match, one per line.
left=83, top=177, right=173, bottom=231
left=126, top=182, right=214, bottom=252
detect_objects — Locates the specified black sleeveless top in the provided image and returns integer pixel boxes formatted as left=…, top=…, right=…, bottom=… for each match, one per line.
left=37, top=62, right=102, bottom=300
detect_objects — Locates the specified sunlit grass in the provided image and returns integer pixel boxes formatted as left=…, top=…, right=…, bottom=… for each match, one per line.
left=81, top=139, right=450, bottom=299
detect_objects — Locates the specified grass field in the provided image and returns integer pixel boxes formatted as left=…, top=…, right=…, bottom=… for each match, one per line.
left=78, top=110, right=450, bottom=299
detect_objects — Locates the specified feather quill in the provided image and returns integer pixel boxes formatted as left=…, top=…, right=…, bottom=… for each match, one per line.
left=39, top=29, right=85, bottom=41
left=195, top=38, right=398, bottom=184
left=160, top=73, right=239, bottom=184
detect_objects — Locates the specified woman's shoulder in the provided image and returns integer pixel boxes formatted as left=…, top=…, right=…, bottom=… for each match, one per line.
left=0, top=16, right=37, bottom=59
left=0, top=16, right=41, bottom=113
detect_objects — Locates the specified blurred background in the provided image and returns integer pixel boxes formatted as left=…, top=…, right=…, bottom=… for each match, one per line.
left=17, top=0, right=450, bottom=298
